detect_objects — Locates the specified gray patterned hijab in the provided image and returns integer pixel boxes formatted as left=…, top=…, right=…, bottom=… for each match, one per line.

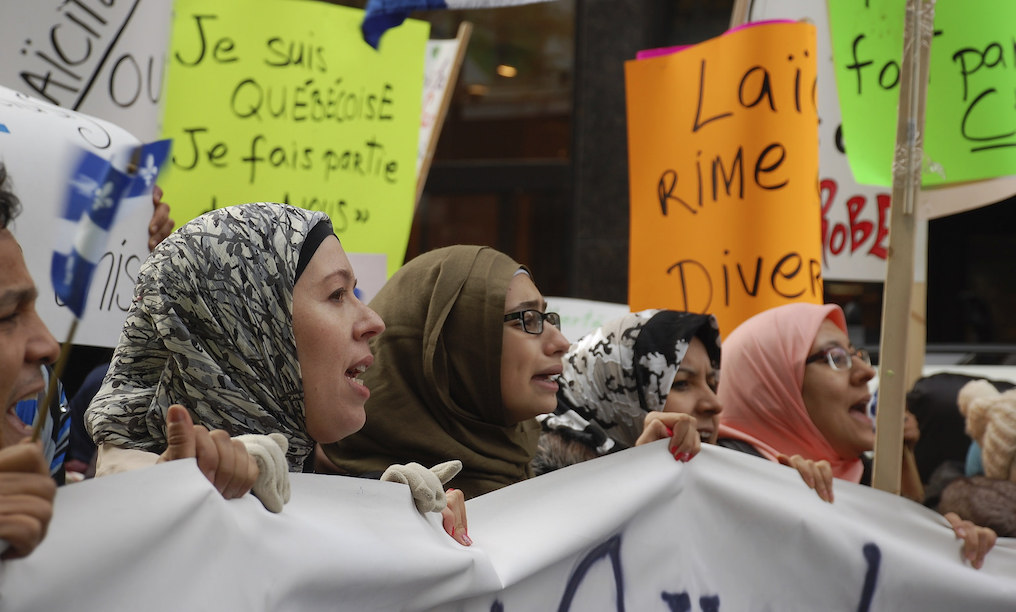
left=85, top=203, right=331, bottom=470
left=548, top=309, right=722, bottom=451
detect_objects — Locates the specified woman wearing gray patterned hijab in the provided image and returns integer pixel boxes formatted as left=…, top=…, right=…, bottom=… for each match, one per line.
left=533, top=309, right=722, bottom=475
left=86, top=202, right=384, bottom=481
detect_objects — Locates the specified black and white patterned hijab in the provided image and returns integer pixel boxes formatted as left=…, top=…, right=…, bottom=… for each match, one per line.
left=546, top=309, right=721, bottom=452
left=85, top=203, right=331, bottom=470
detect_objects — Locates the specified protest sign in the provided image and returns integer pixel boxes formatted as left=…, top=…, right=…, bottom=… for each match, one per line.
left=829, top=0, right=1016, bottom=188
left=52, top=140, right=169, bottom=321
left=159, top=0, right=429, bottom=277
left=0, top=85, right=155, bottom=347
left=626, top=22, right=822, bottom=335
left=735, top=1, right=891, bottom=281
left=737, top=0, right=1016, bottom=281
left=417, top=23, right=472, bottom=206
left=0, top=0, right=172, bottom=141
left=3, top=444, right=1015, bottom=610
left=346, top=252, right=388, bottom=305
left=545, top=296, right=630, bottom=342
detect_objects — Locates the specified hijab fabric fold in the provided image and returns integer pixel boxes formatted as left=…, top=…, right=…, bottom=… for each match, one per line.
left=717, top=302, right=864, bottom=483
left=86, top=203, right=330, bottom=470
left=547, top=310, right=721, bottom=451
left=322, top=245, right=539, bottom=498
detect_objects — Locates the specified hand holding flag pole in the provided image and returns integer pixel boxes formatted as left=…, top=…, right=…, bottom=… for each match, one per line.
left=32, top=139, right=171, bottom=441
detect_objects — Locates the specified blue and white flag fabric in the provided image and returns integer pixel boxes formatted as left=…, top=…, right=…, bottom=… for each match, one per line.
left=126, top=139, right=172, bottom=198
left=362, top=0, right=554, bottom=49
left=15, top=366, right=69, bottom=483
left=51, top=139, right=170, bottom=318
left=52, top=153, right=129, bottom=318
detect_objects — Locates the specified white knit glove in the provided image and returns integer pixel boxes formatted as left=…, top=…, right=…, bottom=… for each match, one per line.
left=381, top=460, right=462, bottom=513
left=235, top=433, right=291, bottom=513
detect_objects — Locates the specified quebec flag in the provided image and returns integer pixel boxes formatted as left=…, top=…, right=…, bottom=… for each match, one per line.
left=126, top=139, right=172, bottom=198
left=51, top=139, right=170, bottom=318
left=362, top=0, right=554, bottom=48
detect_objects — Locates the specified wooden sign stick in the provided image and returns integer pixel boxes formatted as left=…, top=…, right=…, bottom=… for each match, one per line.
left=31, top=319, right=78, bottom=442
left=872, top=0, right=936, bottom=495
left=729, top=0, right=749, bottom=27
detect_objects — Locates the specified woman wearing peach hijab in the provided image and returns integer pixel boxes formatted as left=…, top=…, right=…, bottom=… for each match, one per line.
left=716, top=302, right=997, bottom=569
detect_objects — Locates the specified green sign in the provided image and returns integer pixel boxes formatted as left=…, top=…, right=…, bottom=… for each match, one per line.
left=829, top=0, right=1016, bottom=187
left=160, top=0, right=429, bottom=276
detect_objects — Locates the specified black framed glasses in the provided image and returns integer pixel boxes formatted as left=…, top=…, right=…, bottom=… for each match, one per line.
left=503, top=310, right=562, bottom=335
left=805, top=346, right=871, bottom=371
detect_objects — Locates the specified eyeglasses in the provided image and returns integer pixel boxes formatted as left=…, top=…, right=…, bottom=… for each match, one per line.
left=805, top=345, right=871, bottom=371
left=503, top=310, right=562, bottom=335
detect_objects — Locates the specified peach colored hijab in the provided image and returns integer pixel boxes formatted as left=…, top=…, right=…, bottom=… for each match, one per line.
left=717, top=303, right=864, bottom=482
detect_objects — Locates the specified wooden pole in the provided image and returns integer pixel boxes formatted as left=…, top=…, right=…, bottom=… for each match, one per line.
left=729, top=0, right=749, bottom=28
left=872, top=0, right=936, bottom=494
left=905, top=219, right=928, bottom=391
left=32, top=318, right=78, bottom=442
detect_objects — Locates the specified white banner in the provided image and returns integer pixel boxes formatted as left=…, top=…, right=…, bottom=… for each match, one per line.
left=3, top=443, right=1015, bottom=610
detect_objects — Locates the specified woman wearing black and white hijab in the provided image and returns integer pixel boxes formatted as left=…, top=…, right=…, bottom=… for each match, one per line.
left=533, top=309, right=722, bottom=475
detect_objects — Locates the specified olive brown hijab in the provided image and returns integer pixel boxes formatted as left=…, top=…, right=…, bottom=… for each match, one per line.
left=322, top=245, right=540, bottom=498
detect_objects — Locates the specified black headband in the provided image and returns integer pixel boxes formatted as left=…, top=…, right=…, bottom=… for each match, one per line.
left=295, top=219, right=334, bottom=283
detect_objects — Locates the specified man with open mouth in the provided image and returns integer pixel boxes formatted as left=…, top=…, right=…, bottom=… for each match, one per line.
left=0, top=163, right=59, bottom=560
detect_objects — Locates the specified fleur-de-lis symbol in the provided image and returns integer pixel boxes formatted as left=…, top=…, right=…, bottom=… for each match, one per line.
left=138, top=153, right=159, bottom=187
left=92, top=180, right=115, bottom=210
left=71, top=175, right=99, bottom=199
left=63, top=257, right=74, bottom=286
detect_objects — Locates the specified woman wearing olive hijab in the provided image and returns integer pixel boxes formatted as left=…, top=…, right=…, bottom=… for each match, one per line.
left=321, top=245, right=570, bottom=499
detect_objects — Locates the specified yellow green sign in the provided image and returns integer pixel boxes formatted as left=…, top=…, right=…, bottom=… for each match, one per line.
left=160, top=0, right=429, bottom=276
left=829, top=0, right=1016, bottom=187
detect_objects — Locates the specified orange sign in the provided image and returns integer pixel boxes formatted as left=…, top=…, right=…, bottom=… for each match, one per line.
left=626, top=22, right=821, bottom=336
